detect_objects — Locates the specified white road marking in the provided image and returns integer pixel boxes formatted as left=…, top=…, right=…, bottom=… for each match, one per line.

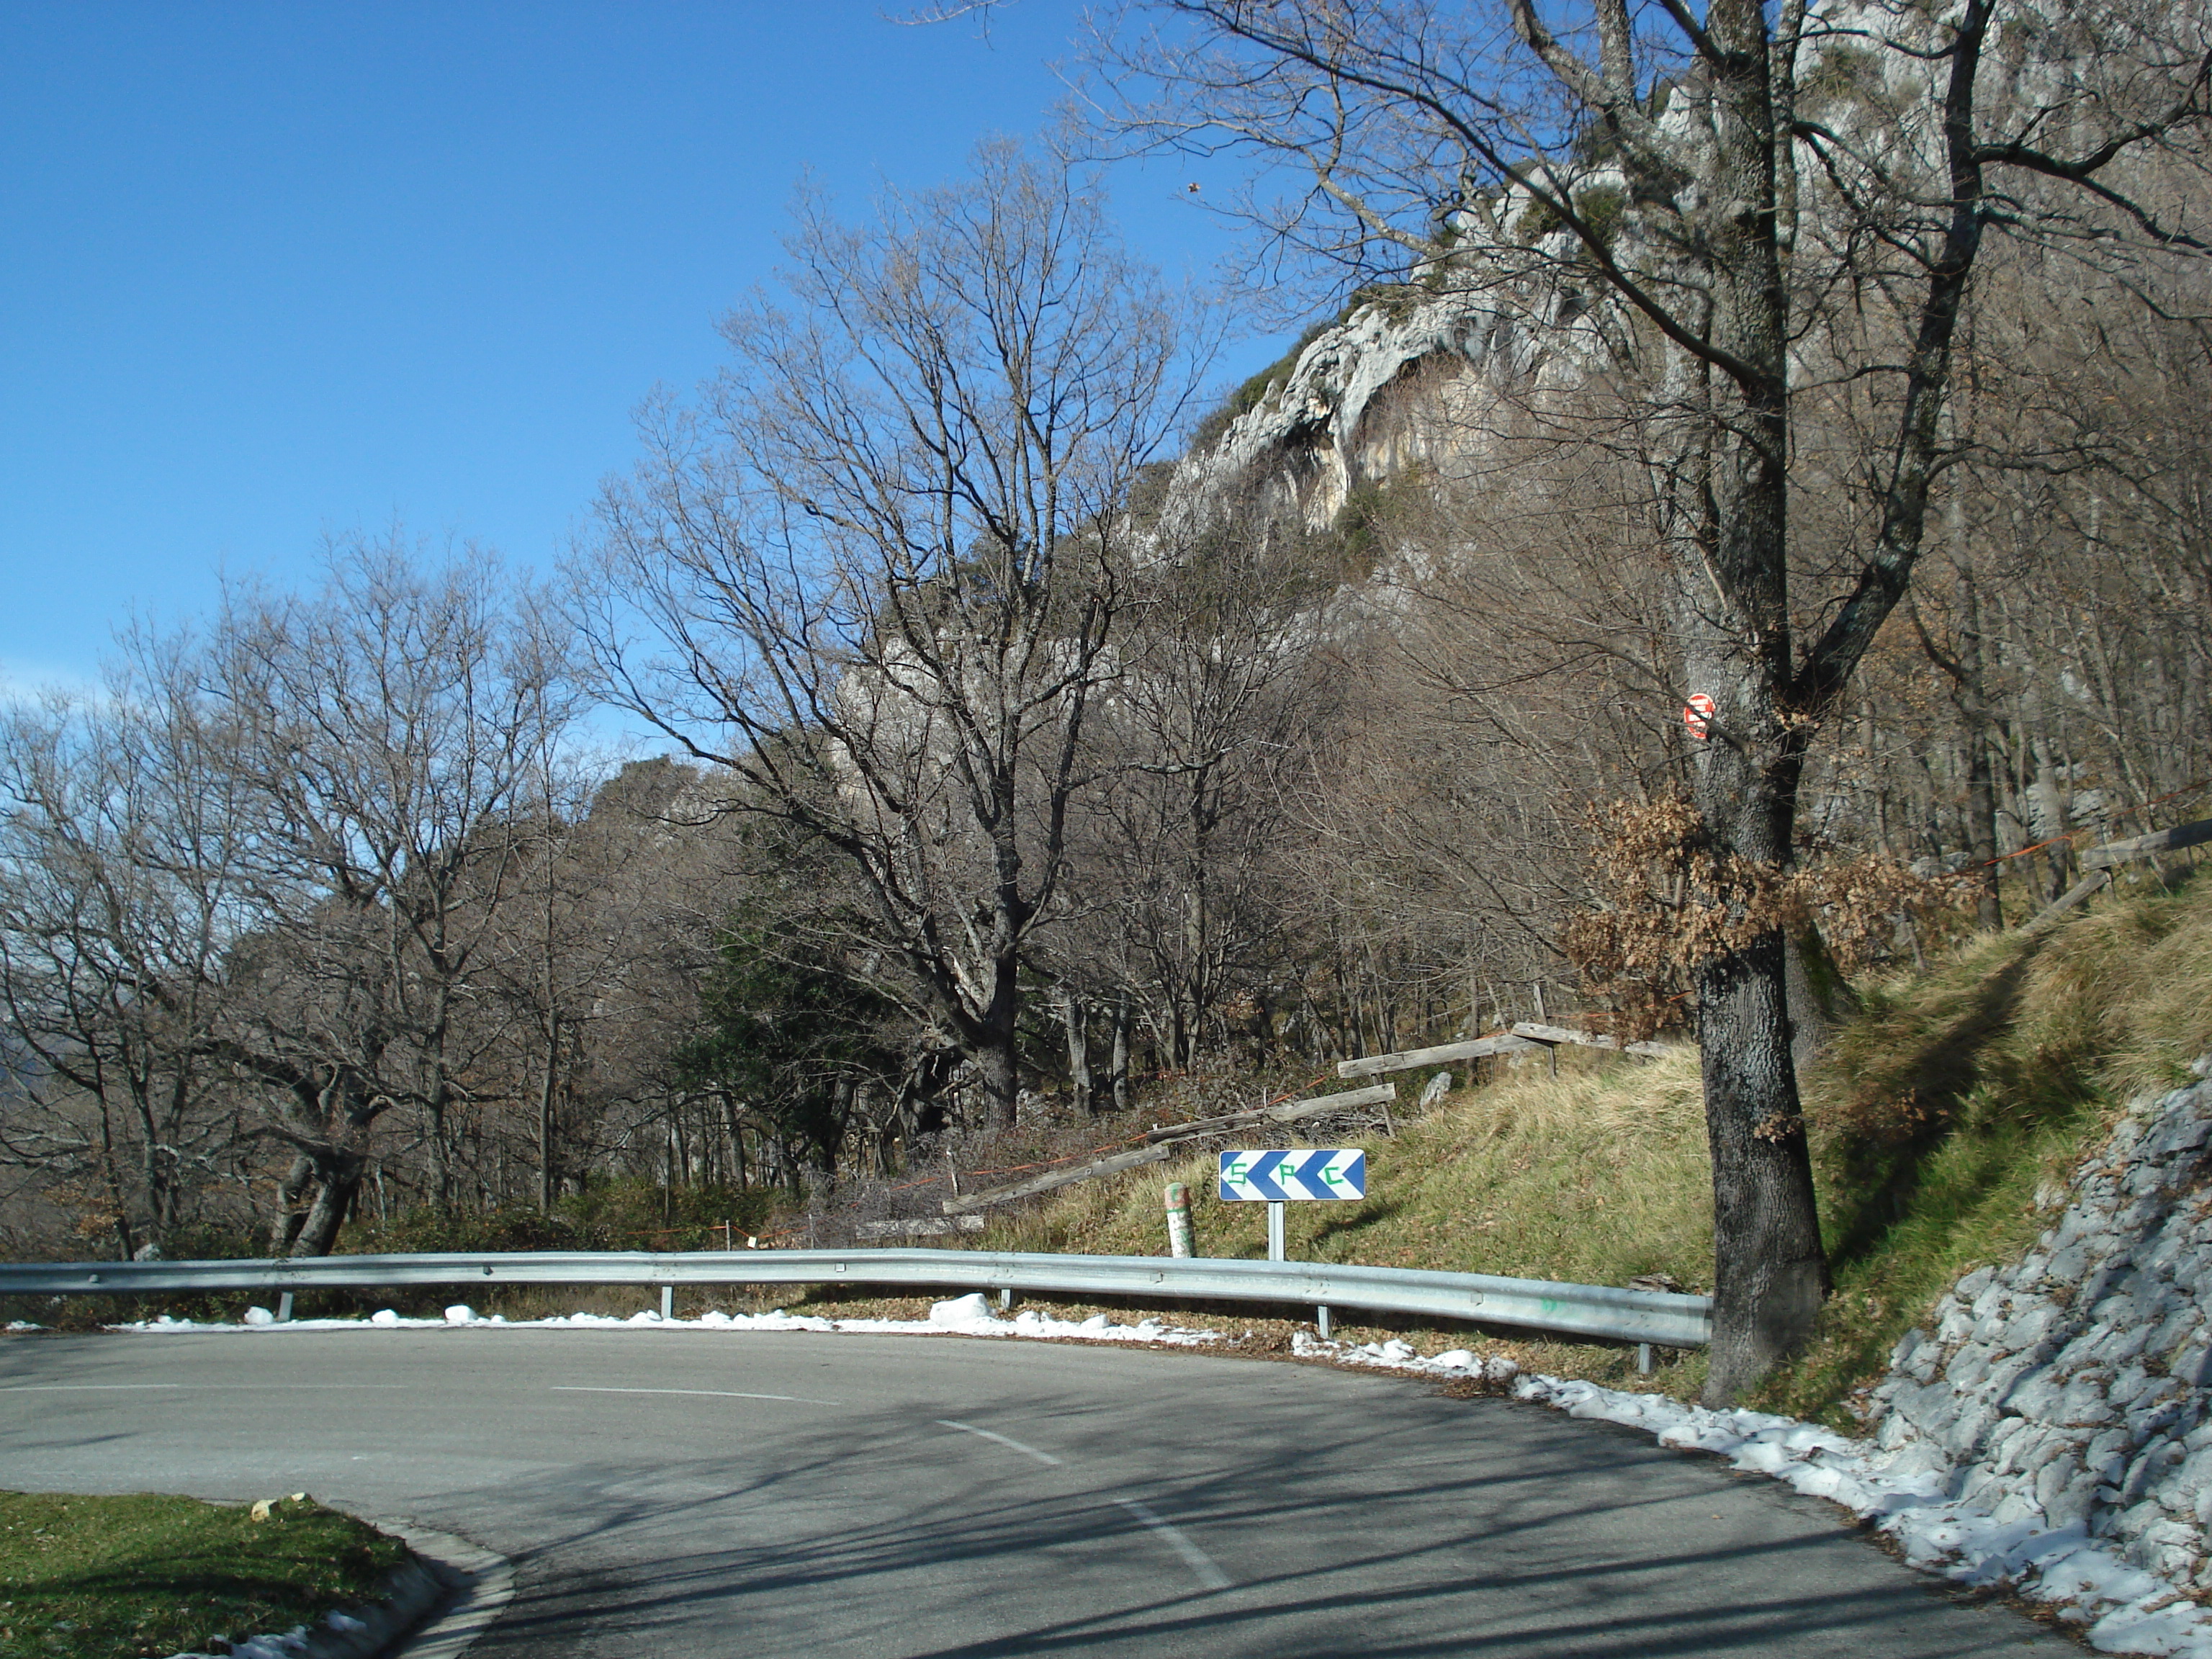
left=550, top=1385, right=841, bottom=1406
left=1112, top=1496, right=1232, bottom=1591
left=935, top=1419, right=1063, bottom=1466
left=0, top=1383, right=408, bottom=1392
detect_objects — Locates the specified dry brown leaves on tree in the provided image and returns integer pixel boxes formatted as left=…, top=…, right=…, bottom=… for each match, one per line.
left=1562, top=794, right=1974, bottom=1040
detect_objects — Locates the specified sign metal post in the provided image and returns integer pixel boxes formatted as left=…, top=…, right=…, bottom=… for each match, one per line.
left=1218, top=1148, right=1367, bottom=1331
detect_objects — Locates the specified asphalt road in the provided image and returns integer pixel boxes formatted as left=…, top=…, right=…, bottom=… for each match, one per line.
left=2, top=1327, right=2068, bottom=1657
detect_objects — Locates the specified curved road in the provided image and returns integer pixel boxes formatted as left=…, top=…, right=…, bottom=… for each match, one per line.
left=4, top=1328, right=2063, bottom=1657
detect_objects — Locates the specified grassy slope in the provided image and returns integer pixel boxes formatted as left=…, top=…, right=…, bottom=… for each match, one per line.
left=0, top=1492, right=405, bottom=1659
left=1764, top=866, right=2212, bottom=1424
left=976, top=867, right=2212, bottom=1419
left=976, top=1050, right=1719, bottom=1393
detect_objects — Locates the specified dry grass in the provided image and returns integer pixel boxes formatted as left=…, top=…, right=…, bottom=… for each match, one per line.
left=1761, top=863, right=2212, bottom=1424
left=980, top=1047, right=1713, bottom=1287
left=951, top=867, right=2212, bottom=1417
left=955, top=1046, right=1717, bottom=1398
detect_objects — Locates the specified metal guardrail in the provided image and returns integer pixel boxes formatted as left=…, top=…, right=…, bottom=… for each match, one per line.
left=0, top=1248, right=1712, bottom=1348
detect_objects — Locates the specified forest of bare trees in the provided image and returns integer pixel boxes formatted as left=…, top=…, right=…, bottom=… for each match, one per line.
left=2, top=2, right=2206, bottom=1399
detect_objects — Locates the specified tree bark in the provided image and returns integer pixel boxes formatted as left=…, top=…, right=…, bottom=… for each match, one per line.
left=537, top=1016, right=559, bottom=1211
left=1110, top=996, right=1131, bottom=1114
left=287, top=1148, right=365, bottom=1257
left=1061, top=990, right=1094, bottom=1115
left=1699, top=932, right=1830, bottom=1401
left=974, top=1029, right=1022, bottom=1132
left=270, top=1155, right=315, bottom=1254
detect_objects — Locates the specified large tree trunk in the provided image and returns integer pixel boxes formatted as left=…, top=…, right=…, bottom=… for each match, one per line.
left=1690, top=718, right=1833, bottom=1402
left=1964, top=733, right=2002, bottom=929
left=537, top=1016, right=559, bottom=1211
left=974, top=1038, right=1021, bottom=1132
left=1784, top=929, right=1845, bottom=1079
left=1061, top=990, right=1094, bottom=1115
left=1698, top=932, right=1830, bottom=1403
left=270, top=1154, right=315, bottom=1254
left=425, top=1096, right=452, bottom=1209
left=1682, top=0, right=1833, bottom=1404
left=1110, top=997, right=1131, bottom=1114
left=287, top=1149, right=365, bottom=1257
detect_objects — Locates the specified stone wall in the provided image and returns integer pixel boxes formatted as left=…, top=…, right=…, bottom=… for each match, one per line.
left=1865, top=1058, right=2212, bottom=1592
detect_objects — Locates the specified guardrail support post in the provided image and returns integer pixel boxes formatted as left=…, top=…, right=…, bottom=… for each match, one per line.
left=660, top=1285, right=673, bottom=1321
left=1267, top=1201, right=1285, bottom=1263
left=276, top=1292, right=293, bottom=1323
left=997, top=1286, right=1013, bottom=1313
left=1316, top=1305, right=1331, bottom=1339
left=1637, top=1342, right=1653, bottom=1375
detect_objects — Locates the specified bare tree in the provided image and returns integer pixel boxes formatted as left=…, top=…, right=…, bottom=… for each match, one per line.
left=0, top=643, right=254, bottom=1258
left=1091, top=0, right=2211, bottom=1398
left=1057, top=504, right=1326, bottom=1068
left=584, top=143, right=1203, bottom=1130
left=202, top=541, right=583, bottom=1252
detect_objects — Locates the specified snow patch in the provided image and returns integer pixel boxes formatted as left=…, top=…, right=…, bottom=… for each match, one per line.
left=929, top=1292, right=996, bottom=1329
left=1503, top=1372, right=2212, bottom=1657
left=163, top=1623, right=310, bottom=1659
left=113, top=1298, right=1223, bottom=1349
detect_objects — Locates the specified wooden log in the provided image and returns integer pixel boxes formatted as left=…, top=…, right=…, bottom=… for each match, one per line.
left=1141, top=1103, right=1272, bottom=1145
left=2080, top=818, right=2212, bottom=869
left=1267, top=1081, right=1398, bottom=1119
left=1509, top=1022, right=1670, bottom=1058
left=942, top=1143, right=1172, bottom=1215
left=855, top=1217, right=985, bottom=1238
left=1335, top=1034, right=1541, bottom=1079
left=1138, top=1082, right=1400, bottom=1146
left=2027, top=869, right=2111, bottom=932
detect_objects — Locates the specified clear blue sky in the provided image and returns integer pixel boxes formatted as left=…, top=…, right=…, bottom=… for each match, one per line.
left=1, top=1, right=1292, bottom=693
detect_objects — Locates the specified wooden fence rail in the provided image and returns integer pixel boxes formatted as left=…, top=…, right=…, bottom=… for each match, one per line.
left=943, top=1082, right=1401, bottom=1215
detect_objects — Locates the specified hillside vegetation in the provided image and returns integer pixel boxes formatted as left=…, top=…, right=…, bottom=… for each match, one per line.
left=975, top=867, right=2212, bottom=1421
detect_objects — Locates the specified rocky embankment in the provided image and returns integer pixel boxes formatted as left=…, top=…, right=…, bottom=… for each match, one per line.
left=1867, top=1057, right=2212, bottom=1597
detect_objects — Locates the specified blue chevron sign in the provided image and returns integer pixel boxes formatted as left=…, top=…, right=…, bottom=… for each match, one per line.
left=1217, top=1148, right=1366, bottom=1202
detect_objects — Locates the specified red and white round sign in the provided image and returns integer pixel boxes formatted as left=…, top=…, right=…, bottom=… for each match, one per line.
left=1683, top=693, right=1716, bottom=739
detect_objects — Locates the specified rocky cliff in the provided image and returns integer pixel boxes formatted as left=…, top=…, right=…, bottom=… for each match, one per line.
left=1172, top=284, right=1564, bottom=536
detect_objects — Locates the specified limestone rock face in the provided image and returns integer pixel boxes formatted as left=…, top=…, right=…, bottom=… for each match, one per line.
left=1863, top=1058, right=2212, bottom=1591
left=1172, top=287, right=1573, bottom=536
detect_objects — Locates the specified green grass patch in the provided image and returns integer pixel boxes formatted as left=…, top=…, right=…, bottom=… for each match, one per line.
left=0, top=1491, right=405, bottom=1659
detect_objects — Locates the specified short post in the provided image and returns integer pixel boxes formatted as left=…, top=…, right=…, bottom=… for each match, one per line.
left=1164, top=1183, right=1194, bottom=1258
left=660, top=1285, right=674, bottom=1321
left=997, top=1286, right=1014, bottom=1313
left=1637, top=1342, right=1654, bottom=1376
left=1316, top=1305, right=1332, bottom=1339
left=276, top=1292, right=294, bottom=1323
left=1267, top=1200, right=1285, bottom=1263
